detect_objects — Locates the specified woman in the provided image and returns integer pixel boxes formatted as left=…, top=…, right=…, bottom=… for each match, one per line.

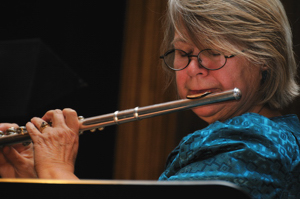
left=158, top=0, right=300, bottom=198
left=0, top=0, right=299, bottom=198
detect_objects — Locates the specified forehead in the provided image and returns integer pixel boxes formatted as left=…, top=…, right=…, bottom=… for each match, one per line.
left=172, top=33, right=187, bottom=43
left=172, top=33, right=193, bottom=46
left=172, top=32, right=208, bottom=50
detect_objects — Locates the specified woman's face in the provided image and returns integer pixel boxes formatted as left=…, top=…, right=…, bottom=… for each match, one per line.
left=174, top=34, right=263, bottom=123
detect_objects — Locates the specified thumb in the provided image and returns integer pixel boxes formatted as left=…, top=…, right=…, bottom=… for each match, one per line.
left=3, top=146, right=25, bottom=166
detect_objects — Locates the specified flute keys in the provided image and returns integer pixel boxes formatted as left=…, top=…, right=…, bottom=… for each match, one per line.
left=17, top=126, right=27, bottom=135
left=89, top=127, right=104, bottom=132
left=0, top=126, right=28, bottom=137
left=90, top=129, right=97, bottom=133
left=6, top=127, right=17, bottom=135
left=0, top=128, right=16, bottom=137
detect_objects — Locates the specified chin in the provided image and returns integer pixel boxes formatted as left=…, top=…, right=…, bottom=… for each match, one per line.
left=191, top=104, right=225, bottom=123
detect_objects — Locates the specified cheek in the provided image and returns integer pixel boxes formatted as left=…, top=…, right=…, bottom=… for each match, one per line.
left=231, top=64, right=261, bottom=100
left=223, top=59, right=257, bottom=89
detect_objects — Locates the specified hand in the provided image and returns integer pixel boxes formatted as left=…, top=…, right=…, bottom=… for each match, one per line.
left=0, top=123, right=37, bottom=178
left=26, top=108, right=79, bottom=180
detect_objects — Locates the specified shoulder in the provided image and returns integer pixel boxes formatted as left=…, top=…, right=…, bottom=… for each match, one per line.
left=163, top=113, right=300, bottom=177
left=160, top=113, right=300, bottom=197
left=179, top=113, right=300, bottom=159
left=180, top=113, right=300, bottom=146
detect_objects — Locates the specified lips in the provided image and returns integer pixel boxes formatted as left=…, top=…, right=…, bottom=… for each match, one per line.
left=188, top=88, right=220, bottom=95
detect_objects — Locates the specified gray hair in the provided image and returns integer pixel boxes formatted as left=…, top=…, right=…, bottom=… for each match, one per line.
left=162, top=0, right=299, bottom=109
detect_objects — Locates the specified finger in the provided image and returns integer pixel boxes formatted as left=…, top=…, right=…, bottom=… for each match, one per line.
left=42, top=109, right=65, bottom=127
left=9, top=143, right=32, bottom=153
left=2, top=146, right=27, bottom=166
left=0, top=123, right=19, bottom=132
left=0, top=147, right=7, bottom=164
left=26, top=122, right=44, bottom=143
left=30, top=117, right=52, bottom=133
left=63, top=109, right=79, bottom=133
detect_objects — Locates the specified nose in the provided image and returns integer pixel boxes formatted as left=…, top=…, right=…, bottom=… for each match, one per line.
left=186, top=56, right=209, bottom=77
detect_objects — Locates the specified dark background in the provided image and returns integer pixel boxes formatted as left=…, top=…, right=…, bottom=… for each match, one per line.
left=0, top=1, right=127, bottom=179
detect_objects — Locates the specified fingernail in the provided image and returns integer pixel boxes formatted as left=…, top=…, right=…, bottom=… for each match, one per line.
left=26, top=122, right=33, bottom=128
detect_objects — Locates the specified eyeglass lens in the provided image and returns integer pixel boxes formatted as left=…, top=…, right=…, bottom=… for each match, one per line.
left=164, top=49, right=226, bottom=70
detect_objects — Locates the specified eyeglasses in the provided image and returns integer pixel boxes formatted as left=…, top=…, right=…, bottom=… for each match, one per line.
left=160, top=49, right=237, bottom=71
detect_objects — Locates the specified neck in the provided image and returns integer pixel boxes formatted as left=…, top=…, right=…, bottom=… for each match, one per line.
left=251, top=105, right=281, bottom=118
left=201, top=105, right=282, bottom=124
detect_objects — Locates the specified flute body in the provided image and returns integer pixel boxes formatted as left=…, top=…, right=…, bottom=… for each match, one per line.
left=0, top=88, right=241, bottom=146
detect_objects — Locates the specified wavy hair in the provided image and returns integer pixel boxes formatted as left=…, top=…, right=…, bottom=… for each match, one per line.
left=161, top=0, right=299, bottom=109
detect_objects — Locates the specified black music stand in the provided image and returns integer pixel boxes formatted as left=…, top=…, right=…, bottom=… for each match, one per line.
left=0, top=179, right=251, bottom=199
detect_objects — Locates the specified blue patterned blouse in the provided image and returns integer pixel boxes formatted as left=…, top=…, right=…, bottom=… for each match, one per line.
left=159, top=113, right=300, bottom=199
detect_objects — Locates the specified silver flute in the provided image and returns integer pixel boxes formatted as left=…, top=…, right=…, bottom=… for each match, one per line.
left=0, top=88, right=241, bottom=146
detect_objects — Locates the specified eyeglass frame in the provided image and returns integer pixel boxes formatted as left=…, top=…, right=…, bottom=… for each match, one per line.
left=160, top=48, right=240, bottom=71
